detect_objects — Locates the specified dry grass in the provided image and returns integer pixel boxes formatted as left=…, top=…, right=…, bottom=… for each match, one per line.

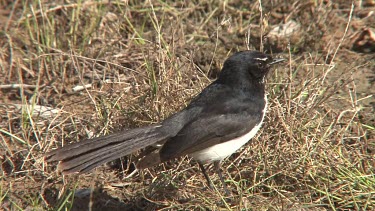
left=1, top=0, right=374, bottom=210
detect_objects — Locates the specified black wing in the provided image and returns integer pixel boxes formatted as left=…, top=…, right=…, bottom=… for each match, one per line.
left=159, top=83, right=265, bottom=161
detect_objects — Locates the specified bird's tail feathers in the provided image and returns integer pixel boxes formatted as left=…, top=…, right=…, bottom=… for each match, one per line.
left=45, top=125, right=167, bottom=174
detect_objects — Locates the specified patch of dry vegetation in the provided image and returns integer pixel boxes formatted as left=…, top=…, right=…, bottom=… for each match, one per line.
left=1, top=0, right=374, bottom=210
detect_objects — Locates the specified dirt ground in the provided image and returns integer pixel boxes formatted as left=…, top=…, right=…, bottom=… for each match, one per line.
left=1, top=0, right=374, bottom=210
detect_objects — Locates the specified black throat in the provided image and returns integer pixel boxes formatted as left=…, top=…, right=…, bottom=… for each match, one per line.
left=215, top=64, right=266, bottom=97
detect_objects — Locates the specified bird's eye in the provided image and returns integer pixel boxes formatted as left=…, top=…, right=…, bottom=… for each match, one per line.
left=257, top=61, right=265, bottom=67
left=254, top=57, right=269, bottom=67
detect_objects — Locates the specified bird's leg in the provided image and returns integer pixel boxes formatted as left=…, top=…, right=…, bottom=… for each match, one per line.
left=214, top=160, right=230, bottom=195
left=198, top=162, right=213, bottom=189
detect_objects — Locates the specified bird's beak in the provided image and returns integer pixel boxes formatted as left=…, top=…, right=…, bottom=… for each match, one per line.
left=269, top=58, right=285, bottom=65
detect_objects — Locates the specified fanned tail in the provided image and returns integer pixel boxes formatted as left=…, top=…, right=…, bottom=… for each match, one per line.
left=45, top=125, right=167, bottom=174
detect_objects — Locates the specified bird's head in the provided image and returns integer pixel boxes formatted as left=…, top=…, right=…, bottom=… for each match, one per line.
left=220, top=51, right=284, bottom=84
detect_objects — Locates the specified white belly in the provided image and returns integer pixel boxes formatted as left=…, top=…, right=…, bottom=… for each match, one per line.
left=190, top=95, right=267, bottom=163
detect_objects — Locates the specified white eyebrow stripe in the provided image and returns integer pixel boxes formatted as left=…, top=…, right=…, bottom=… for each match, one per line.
left=254, top=57, right=269, bottom=61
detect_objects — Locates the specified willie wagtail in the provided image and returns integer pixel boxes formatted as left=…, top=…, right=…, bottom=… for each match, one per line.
left=45, top=50, right=284, bottom=193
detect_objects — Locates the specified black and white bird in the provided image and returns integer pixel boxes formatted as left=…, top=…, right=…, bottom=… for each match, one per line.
left=45, top=50, right=284, bottom=193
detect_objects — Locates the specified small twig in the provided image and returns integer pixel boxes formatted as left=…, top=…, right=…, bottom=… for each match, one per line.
left=258, top=0, right=264, bottom=52
left=0, top=84, right=43, bottom=89
left=72, top=84, right=92, bottom=92
left=322, top=3, right=354, bottom=83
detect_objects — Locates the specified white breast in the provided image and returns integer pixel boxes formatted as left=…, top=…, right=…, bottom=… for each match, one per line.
left=190, top=95, right=267, bottom=163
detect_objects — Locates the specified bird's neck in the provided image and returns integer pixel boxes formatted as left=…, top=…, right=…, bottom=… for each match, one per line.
left=216, top=69, right=265, bottom=93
